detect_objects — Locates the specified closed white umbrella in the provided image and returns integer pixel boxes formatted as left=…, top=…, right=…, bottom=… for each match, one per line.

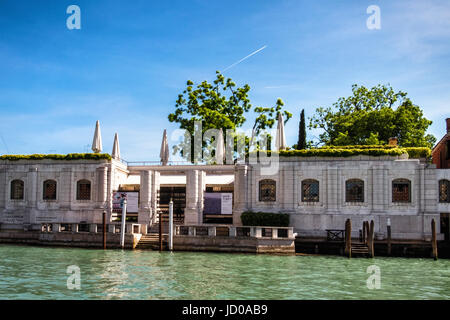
left=215, top=128, right=225, bottom=164
left=160, top=129, right=169, bottom=165
left=91, top=120, right=103, bottom=153
left=112, top=133, right=120, bottom=160
left=275, top=112, right=287, bottom=151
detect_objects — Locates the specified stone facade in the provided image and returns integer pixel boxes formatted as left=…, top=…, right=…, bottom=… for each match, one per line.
left=0, top=158, right=128, bottom=230
left=235, top=156, right=450, bottom=240
left=1, top=154, right=449, bottom=241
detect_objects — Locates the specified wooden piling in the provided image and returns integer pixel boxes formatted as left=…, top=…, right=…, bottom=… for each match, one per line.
left=364, top=221, right=370, bottom=245
left=431, top=219, right=438, bottom=260
left=362, top=221, right=367, bottom=244
left=345, top=219, right=352, bottom=258
left=102, top=211, right=106, bottom=250
left=159, top=211, right=163, bottom=252
left=368, top=220, right=375, bottom=258
left=387, top=224, right=392, bottom=256
left=361, top=221, right=366, bottom=243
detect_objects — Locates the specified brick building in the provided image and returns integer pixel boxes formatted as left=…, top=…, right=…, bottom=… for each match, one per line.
left=432, top=118, right=450, bottom=169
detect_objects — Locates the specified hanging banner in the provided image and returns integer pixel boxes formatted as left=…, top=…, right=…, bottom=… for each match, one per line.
left=112, top=192, right=139, bottom=213
left=221, top=193, right=233, bottom=215
left=203, top=193, right=233, bottom=215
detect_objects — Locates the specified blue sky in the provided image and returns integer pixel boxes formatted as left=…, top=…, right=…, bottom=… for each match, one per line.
left=0, top=0, right=449, bottom=161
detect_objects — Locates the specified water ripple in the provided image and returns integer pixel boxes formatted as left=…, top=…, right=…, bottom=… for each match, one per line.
left=0, top=245, right=449, bottom=299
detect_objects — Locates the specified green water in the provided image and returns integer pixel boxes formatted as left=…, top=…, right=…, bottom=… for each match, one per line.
left=0, top=244, right=449, bottom=299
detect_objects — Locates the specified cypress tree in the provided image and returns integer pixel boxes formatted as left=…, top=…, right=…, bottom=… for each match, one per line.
left=297, top=109, right=307, bottom=150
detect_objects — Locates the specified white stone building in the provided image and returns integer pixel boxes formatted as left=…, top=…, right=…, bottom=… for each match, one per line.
left=1, top=123, right=450, bottom=242
left=1, top=153, right=449, bottom=241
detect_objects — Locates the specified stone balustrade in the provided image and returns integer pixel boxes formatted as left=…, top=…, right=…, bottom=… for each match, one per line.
left=39, top=222, right=145, bottom=235
left=175, top=224, right=294, bottom=239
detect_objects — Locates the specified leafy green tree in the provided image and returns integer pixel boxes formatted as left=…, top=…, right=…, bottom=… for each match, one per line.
left=168, top=71, right=292, bottom=161
left=296, top=109, right=307, bottom=150
left=309, top=84, right=436, bottom=148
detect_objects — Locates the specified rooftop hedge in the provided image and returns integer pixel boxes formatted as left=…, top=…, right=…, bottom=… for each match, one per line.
left=402, top=147, right=431, bottom=159
left=0, top=153, right=112, bottom=161
left=319, top=145, right=398, bottom=150
left=249, top=146, right=431, bottom=159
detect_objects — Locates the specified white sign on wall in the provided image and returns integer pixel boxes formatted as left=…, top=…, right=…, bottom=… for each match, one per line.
left=221, top=193, right=233, bottom=215
left=203, top=192, right=233, bottom=215
left=112, top=192, right=139, bottom=213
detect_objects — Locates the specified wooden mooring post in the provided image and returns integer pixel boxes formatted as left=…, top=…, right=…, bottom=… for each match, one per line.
left=159, top=211, right=163, bottom=252
left=387, top=218, right=392, bottom=256
left=368, top=220, right=375, bottom=258
left=364, top=221, right=370, bottom=245
left=345, top=219, right=352, bottom=258
left=362, top=221, right=366, bottom=244
left=102, top=211, right=106, bottom=250
left=431, top=219, right=438, bottom=260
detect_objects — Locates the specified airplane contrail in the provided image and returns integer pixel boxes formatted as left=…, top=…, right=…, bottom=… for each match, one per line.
left=222, top=45, right=267, bottom=72
left=0, top=133, right=10, bottom=153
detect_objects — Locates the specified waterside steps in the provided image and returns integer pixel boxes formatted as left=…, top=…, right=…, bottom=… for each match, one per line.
left=135, top=233, right=168, bottom=250
left=135, top=213, right=183, bottom=250
left=350, top=242, right=370, bottom=257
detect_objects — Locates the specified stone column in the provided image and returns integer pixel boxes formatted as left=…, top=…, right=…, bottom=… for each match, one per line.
left=371, top=165, right=385, bottom=213
left=197, top=170, right=206, bottom=224
left=326, top=167, right=338, bottom=213
left=60, top=168, right=72, bottom=209
left=185, top=170, right=199, bottom=225
left=138, top=170, right=153, bottom=224
left=96, top=166, right=108, bottom=209
left=0, top=168, right=5, bottom=209
left=424, top=167, right=438, bottom=214
left=105, top=163, right=113, bottom=221
left=233, top=164, right=248, bottom=226
left=26, top=167, right=38, bottom=209
left=151, top=171, right=160, bottom=224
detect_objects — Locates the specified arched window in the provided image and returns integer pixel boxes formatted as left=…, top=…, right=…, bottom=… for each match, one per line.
left=43, top=180, right=57, bottom=200
left=439, top=179, right=450, bottom=203
left=302, top=179, right=319, bottom=202
left=392, top=179, right=411, bottom=203
left=346, top=179, right=364, bottom=203
left=76, top=180, right=91, bottom=200
left=10, top=179, right=24, bottom=200
left=259, top=179, right=276, bottom=202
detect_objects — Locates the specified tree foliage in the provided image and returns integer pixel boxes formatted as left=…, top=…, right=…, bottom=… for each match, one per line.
left=168, top=71, right=292, bottom=160
left=297, top=109, right=307, bottom=150
left=0, top=153, right=111, bottom=161
left=309, top=84, right=436, bottom=148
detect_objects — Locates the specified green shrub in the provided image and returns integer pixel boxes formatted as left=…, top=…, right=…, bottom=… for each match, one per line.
left=0, top=153, right=112, bottom=161
left=251, top=147, right=405, bottom=158
left=249, top=145, right=431, bottom=159
left=319, top=145, right=398, bottom=150
left=403, top=147, right=431, bottom=159
left=241, top=211, right=290, bottom=227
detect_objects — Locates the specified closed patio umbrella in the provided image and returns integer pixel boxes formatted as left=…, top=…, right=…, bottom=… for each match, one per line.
left=215, top=128, right=225, bottom=164
left=112, top=133, right=120, bottom=160
left=275, top=112, right=287, bottom=151
left=160, top=129, right=169, bottom=165
left=91, top=120, right=103, bottom=153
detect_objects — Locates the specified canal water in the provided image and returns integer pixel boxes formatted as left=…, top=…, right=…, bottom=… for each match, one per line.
left=0, top=244, right=449, bottom=299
